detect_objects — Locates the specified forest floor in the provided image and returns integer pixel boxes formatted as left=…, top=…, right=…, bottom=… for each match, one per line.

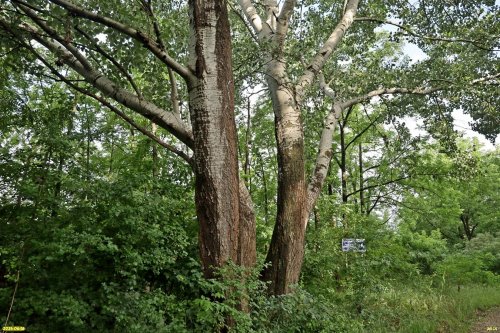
left=469, top=307, right=500, bottom=333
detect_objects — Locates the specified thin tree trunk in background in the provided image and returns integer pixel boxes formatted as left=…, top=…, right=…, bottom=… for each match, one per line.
left=85, top=106, right=91, bottom=183
left=109, top=134, right=114, bottom=174
left=52, top=108, right=73, bottom=217
left=351, top=179, right=358, bottom=211
left=314, top=207, right=320, bottom=229
left=460, top=211, right=476, bottom=241
left=244, top=98, right=251, bottom=179
left=340, top=121, right=347, bottom=204
left=238, top=181, right=256, bottom=268
left=358, top=142, right=364, bottom=214
left=51, top=154, right=64, bottom=217
left=152, top=122, right=158, bottom=179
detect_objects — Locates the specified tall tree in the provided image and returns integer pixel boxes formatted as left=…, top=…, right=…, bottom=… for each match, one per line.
left=0, top=0, right=498, bottom=295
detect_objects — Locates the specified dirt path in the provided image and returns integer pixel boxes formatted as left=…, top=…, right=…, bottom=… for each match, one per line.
left=469, top=307, right=500, bottom=333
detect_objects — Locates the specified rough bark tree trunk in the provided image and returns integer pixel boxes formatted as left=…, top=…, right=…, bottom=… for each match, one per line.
left=187, top=0, right=241, bottom=277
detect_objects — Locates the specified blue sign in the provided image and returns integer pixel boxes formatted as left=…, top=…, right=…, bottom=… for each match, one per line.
left=342, top=239, right=366, bottom=252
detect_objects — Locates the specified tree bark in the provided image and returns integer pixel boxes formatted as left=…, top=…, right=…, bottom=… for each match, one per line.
left=187, top=0, right=241, bottom=277
left=261, top=59, right=307, bottom=295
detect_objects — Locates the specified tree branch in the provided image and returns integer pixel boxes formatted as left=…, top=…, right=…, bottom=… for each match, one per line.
left=345, top=113, right=382, bottom=150
left=27, top=43, right=193, bottom=165
left=228, top=1, right=258, bottom=42
left=11, top=21, right=194, bottom=147
left=345, top=175, right=410, bottom=199
left=278, top=0, right=296, bottom=21
left=338, top=71, right=498, bottom=111
left=295, top=0, right=360, bottom=103
left=319, top=72, right=335, bottom=98
left=87, top=91, right=193, bottom=165
left=471, top=72, right=500, bottom=85
left=141, top=0, right=166, bottom=51
left=354, top=17, right=499, bottom=52
left=306, top=102, right=343, bottom=215
left=238, top=0, right=263, bottom=34
left=13, top=1, right=92, bottom=70
left=276, top=0, right=296, bottom=45
left=45, top=0, right=194, bottom=81
left=367, top=194, right=382, bottom=215
left=265, top=0, right=278, bottom=32
left=340, top=86, right=441, bottom=109
left=75, top=25, right=143, bottom=99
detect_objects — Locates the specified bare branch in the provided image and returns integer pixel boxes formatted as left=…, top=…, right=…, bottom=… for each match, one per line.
left=346, top=175, right=410, bottom=199
left=345, top=113, right=383, bottom=150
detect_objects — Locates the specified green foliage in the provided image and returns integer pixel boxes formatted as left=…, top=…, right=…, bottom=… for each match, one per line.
left=251, top=288, right=364, bottom=333
left=0, top=0, right=499, bottom=331
left=361, top=284, right=500, bottom=333
left=433, top=232, right=500, bottom=290
left=401, top=228, right=448, bottom=274
left=299, top=194, right=498, bottom=332
left=435, top=254, right=497, bottom=289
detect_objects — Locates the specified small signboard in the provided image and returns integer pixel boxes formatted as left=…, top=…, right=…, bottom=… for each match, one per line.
left=342, top=238, right=366, bottom=252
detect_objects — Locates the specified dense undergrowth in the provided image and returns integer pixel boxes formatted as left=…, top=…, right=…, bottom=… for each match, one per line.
left=1, top=184, right=498, bottom=332
left=1, top=80, right=498, bottom=331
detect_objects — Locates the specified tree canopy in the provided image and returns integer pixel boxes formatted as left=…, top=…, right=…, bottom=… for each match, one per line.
left=0, top=0, right=499, bottom=331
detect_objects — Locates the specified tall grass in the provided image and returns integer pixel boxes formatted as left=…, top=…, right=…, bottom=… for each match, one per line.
left=364, top=284, right=500, bottom=333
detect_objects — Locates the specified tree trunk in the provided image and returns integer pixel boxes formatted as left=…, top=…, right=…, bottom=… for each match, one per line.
left=358, top=142, right=364, bottom=214
left=261, top=59, right=307, bottom=295
left=238, top=181, right=256, bottom=268
left=187, top=0, right=241, bottom=277
left=460, top=211, right=476, bottom=241
left=151, top=122, right=158, bottom=179
left=340, top=121, right=348, bottom=204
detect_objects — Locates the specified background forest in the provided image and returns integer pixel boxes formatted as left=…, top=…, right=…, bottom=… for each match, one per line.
left=0, top=0, right=499, bottom=332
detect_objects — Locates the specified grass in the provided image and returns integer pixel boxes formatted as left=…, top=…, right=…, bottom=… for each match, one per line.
left=363, top=284, right=500, bottom=333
